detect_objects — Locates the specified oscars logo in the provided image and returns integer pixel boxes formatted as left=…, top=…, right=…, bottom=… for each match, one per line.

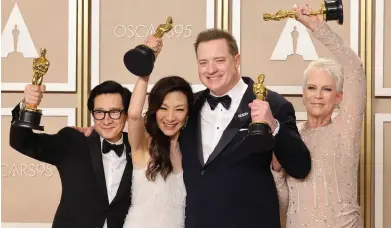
left=270, top=18, right=319, bottom=61
left=1, top=2, right=38, bottom=58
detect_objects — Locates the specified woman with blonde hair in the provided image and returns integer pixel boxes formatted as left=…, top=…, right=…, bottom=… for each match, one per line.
left=271, top=4, right=365, bottom=228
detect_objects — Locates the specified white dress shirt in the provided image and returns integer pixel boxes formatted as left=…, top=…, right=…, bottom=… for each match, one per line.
left=200, top=78, right=280, bottom=163
left=100, top=135, right=127, bottom=228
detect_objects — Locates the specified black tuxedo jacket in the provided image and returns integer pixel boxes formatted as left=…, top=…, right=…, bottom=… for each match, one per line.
left=179, top=77, right=311, bottom=228
left=9, top=104, right=132, bottom=228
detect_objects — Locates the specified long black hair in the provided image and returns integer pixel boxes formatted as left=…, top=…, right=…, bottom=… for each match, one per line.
left=144, top=76, right=193, bottom=181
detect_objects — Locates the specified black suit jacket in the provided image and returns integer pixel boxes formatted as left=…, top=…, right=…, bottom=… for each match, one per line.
left=179, top=77, right=311, bottom=228
left=9, top=104, right=132, bottom=228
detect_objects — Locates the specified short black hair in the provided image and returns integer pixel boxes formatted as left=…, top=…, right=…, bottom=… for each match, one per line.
left=87, top=80, right=132, bottom=112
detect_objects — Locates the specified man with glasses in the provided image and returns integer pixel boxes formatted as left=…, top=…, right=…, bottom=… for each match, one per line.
left=9, top=80, right=133, bottom=228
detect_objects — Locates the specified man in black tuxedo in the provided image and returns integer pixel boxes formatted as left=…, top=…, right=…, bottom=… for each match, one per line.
left=179, top=29, right=311, bottom=228
left=9, top=81, right=133, bottom=228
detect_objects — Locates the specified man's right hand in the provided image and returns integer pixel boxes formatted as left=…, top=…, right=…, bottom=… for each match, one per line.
left=24, top=84, right=46, bottom=106
left=272, top=152, right=282, bottom=172
left=72, top=126, right=94, bottom=137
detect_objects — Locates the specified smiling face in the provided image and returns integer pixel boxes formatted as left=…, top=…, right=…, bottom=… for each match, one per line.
left=155, top=91, right=189, bottom=139
left=92, top=93, right=127, bottom=142
left=196, top=39, right=241, bottom=96
left=303, top=69, right=343, bottom=119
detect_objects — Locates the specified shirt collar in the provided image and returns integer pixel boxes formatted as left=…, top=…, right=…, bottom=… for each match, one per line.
left=209, top=78, right=247, bottom=107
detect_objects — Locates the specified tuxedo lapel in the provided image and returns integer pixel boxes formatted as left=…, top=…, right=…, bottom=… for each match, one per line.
left=111, top=133, right=132, bottom=205
left=204, top=79, right=256, bottom=167
left=87, top=130, right=109, bottom=203
left=195, top=114, right=204, bottom=165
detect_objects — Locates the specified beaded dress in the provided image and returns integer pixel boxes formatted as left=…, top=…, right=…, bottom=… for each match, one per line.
left=272, top=21, right=366, bottom=228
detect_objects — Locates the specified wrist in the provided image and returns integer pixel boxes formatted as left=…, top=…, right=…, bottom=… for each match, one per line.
left=309, top=18, right=323, bottom=32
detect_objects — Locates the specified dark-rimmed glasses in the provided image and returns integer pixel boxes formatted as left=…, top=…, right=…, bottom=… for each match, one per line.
left=92, top=109, right=124, bottom=120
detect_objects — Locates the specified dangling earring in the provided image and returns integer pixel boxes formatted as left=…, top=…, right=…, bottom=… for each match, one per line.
left=335, top=103, right=340, bottom=109
left=181, top=116, right=189, bottom=130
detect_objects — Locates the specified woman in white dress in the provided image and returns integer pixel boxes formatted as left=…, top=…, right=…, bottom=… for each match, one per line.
left=122, top=36, right=193, bottom=228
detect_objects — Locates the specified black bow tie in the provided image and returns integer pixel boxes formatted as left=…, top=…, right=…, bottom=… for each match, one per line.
left=102, top=139, right=124, bottom=157
left=206, top=94, right=232, bottom=110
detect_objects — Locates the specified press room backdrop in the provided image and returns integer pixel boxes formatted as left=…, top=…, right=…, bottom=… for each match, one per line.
left=0, top=0, right=389, bottom=227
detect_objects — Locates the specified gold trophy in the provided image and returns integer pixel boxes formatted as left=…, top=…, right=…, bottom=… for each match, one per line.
left=12, top=48, right=50, bottom=131
left=248, top=74, right=271, bottom=136
left=123, top=16, right=173, bottom=77
left=263, top=0, right=343, bottom=25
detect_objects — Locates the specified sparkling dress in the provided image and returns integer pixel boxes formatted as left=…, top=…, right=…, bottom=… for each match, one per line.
left=272, top=21, right=366, bottom=228
left=122, top=167, right=186, bottom=228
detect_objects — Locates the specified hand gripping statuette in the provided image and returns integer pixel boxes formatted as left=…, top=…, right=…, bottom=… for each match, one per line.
left=248, top=74, right=271, bottom=136
left=12, top=48, right=50, bottom=131
left=263, top=0, right=344, bottom=25
left=123, top=16, right=174, bottom=77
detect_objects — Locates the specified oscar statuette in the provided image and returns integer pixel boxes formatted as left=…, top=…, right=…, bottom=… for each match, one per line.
left=248, top=74, right=272, bottom=136
left=123, top=16, right=173, bottom=77
left=263, top=0, right=344, bottom=25
left=12, top=48, right=50, bottom=131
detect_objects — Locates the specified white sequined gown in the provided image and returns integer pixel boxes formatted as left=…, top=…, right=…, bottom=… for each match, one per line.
left=272, top=21, right=365, bottom=228
left=123, top=167, right=186, bottom=228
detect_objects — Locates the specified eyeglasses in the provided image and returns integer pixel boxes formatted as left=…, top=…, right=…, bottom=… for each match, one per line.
left=92, top=109, right=124, bottom=120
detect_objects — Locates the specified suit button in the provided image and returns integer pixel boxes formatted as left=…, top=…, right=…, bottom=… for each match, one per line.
left=200, top=170, right=205, bottom=175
